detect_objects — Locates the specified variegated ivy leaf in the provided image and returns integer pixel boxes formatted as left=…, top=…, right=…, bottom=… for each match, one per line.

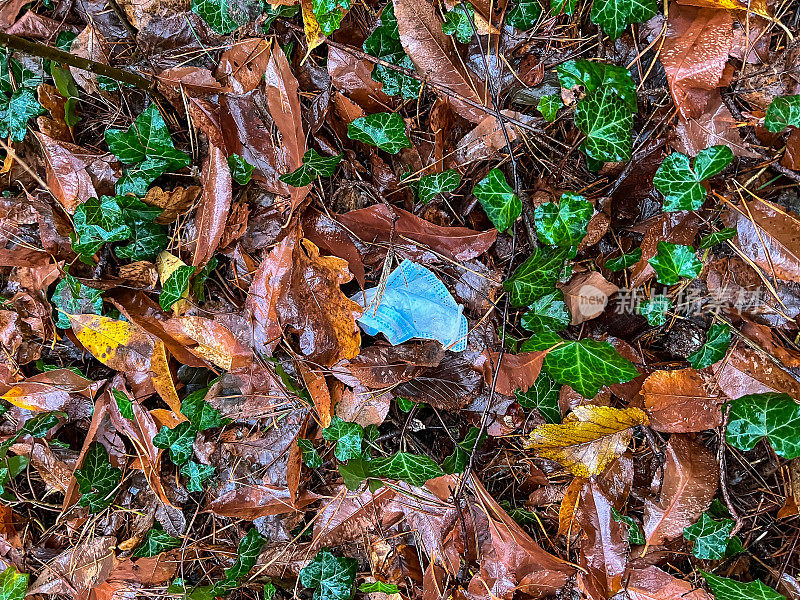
left=0, top=88, right=45, bottom=143
left=418, top=169, right=461, bottom=204
left=280, top=149, right=342, bottom=187
left=557, top=60, right=637, bottom=113
left=534, top=192, right=593, bottom=247
left=764, top=94, right=800, bottom=133
left=363, top=2, right=420, bottom=99
left=51, top=274, right=103, bottom=329
left=538, top=94, right=563, bottom=121
left=132, top=527, right=183, bottom=558
left=551, top=0, right=577, bottom=14
left=575, top=85, right=633, bottom=162
left=637, top=295, right=671, bottom=326
left=684, top=513, right=736, bottom=560
left=648, top=241, right=702, bottom=285
left=322, top=416, right=364, bottom=462
left=72, top=196, right=132, bottom=259
left=515, top=372, right=561, bottom=423
left=211, top=529, right=266, bottom=595
left=727, top=392, right=800, bottom=460
left=443, top=3, right=476, bottom=43
left=654, top=145, right=733, bottom=212
left=75, top=442, right=122, bottom=513
left=154, top=422, right=196, bottom=465
left=160, top=265, right=194, bottom=311
left=370, top=451, right=444, bottom=486
left=347, top=112, right=411, bottom=154
left=312, top=0, right=351, bottom=35
left=520, top=290, right=571, bottom=333
left=300, top=549, right=357, bottom=600
left=506, top=0, right=543, bottom=30
left=112, top=390, right=134, bottom=420
left=0, top=566, right=28, bottom=600
left=181, top=461, right=216, bottom=492
left=191, top=0, right=253, bottom=34
left=473, top=168, right=521, bottom=232
left=590, top=0, right=657, bottom=40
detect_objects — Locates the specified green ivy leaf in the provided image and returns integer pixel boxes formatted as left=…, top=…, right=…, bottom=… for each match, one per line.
left=637, top=295, right=671, bottom=327
left=506, top=0, right=543, bottom=29
left=359, top=582, right=399, bottom=594
left=684, top=513, right=735, bottom=560
left=181, top=461, right=216, bottom=493
left=75, top=442, right=122, bottom=513
left=538, top=94, right=563, bottom=121
left=160, top=265, right=195, bottom=311
left=418, top=169, right=461, bottom=204
left=106, top=105, right=190, bottom=168
left=263, top=3, right=300, bottom=30
left=0, top=566, right=28, bottom=600
left=764, top=94, right=800, bottom=133
left=112, top=389, right=134, bottom=420
left=648, top=241, right=702, bottom=285
left=191, top=0, right=247, bottom=34
left=521, top=291, right=571, bottom=334
left=654, top=146, right=733, bottom=212
left=687, top=323, right=730, bottom=369
left=516, top=372, right=561, bottom=423
left=363, top=2, right=420, bottom=99
left=699, top=227, right=737, bottom=249
left=370, top=451, right=444, bottom=486
left=473, top=168, right=521, bottom=233
left=503, top=246, right=572, bottom=307
left=72, top=196, right=132, bottom=258
left=212, top=529, right=267, bottom=595
left=181, top=389, right=229, bottom=432
left=228, top=154, right=254, bottom=185
left=557, top=60, right=637, bottom=113
left=611, top=507, right=645, bottom=545
left=575, top=86, right=633, bottom=162
left=51, top=274, right=103, bottom=329
left=280, top=149, right=342, bottom=187
left=726, top=393, right=800, bottom=459
left=0, top=413, right=62, bottom=459
left=551, top=0, right=577, bottom=15
left=534, top=192, right=593, bottom=247
left=115, top=158, right=170, bottom=197
left=534, top=338, right=640, bottom=398
left=700, top=572, right=784, bottom=600
left=442, top=426, right=486, bottom=474
left=300, top=549, right=357, bottom=600
left=0, top=88, right=45, bottom=142
left=323, top=417, right=364, bottom=462
left=347, top=112, right=410, bottom=154
left=606, top=247, right=642, bottom=271
left=442, top=3, right=475, bottom=43
left=298, top=439, right=322, bottom=469
left=590, top=0, right=656, bottom=40
left=133, top=527, right=183, bottom=558
left=312, top=0, right=351, bottom=35
left=338, top=457, right=371, bottom=491
left=116, top=219, right=168, bottom=261
left=397, top=397, right=415, bottom=412
left=154, top=422, right=196, bottom=465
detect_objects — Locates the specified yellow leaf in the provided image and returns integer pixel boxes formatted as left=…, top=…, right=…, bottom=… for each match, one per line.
left=301, top=0, right=325, bottom=57
left=69, top=313, right=154, bottom=372
left=525, top=405, right=649, bottom=477
left=150, top=340, right=186, bottom=421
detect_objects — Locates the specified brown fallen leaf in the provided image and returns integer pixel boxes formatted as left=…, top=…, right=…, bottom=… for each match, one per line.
left=297, top=362, right=333, bottom=428
left=192, top=143, right=232, bottom=268
left=162, top=315, right=252, bottom=371
left=9, top=440, right=72, bottom=493
left=118, top=261, right=158, bottom=289
left=143, top=185, right=201, bottom=224
left=69, top=24, right=111, bottom=94
left=489, top=350, right=547, bottom=396
left=525, top=406, right=649, bottom=477
left=642, top=368, right=724, bottom=432
left=35, top=133, right=101, bottom=213
left=558, top=271, right=619, bottom=325
left=1, top=369, right=100, bottom=419
left=558, top=476, right=585, bottom=537
left=626, top=566, right=713, bottom=600
left=452, top=111, right=528, bottom=165
left=157, top=66, right=223, bottom=96
left=711, top=344, right=800, bottom=399
left=393, top=0, right=489, bottom=123
left=216, top=38, right=272, bottom=93
left=643, top=434, right=718, bottom=546
left=36, top=84, right=70, bottom=142
left=27, top=536, right=116, bottom=596
left=327, top=46, right=393, bottom=113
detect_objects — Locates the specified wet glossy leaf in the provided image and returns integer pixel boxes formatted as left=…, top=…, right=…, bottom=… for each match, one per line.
left=538, top=94, right=562, bottom=121
left=75, top=442, right=122, bottom=513
left=506, top=0, right=543, bottom=29
left=649, top=241, right=702, bottom=285
left=418, top=169, right=461, bottom=204
left=72, top=196, right=132, bottom=259
left=112, top=389, right=134, bottom=420
left=534, top=192, right=593, bottom=247
left=520, top=291, right=571, bottom=334
left=159, top=265, right=194, bottom=311
left=590, top=0, right=656, bottom=40
left=106, top=104, right=190, bottom=169
left=473, top=168, right=521, bottom=233
left=312, top=0, right=350, bottom=35
left=133, top=527, right=183, bottom=558
left=503, top=247, right=571, bottom=307
left=442, top=3, right=475, bottom=43
left=68, top=314, right=154, bottom=372
left=280, top=149, right=342, bottom=187
left=154, top=422, right=196, bottom=465
left=181, top=389, right=229, bottom=431
left=363, top=2, right=420, bottom=99
left=300, top=548, right=357, bottom=600
left=0, top=88, right=45, bottom=142
left=606, top=247, right=642, bottom=271
left=726, top=393, right=800, bottom=459
left=181, top=461, right=215, bottom=493
left=191, top=0, right=246, bottom=34
left=612, top=507, right=645, bottom=545
left=684, top=513, right=735, bottom=559
left=525, top=405, right=649, bottom=476
left=370, top=451, right=444, bottom=486
left=699, top=227, right=737, bottom=249
left=323, top=417, right=364, bottom=462
left=227, top=154, right=254, bottom=185
left=764, top=94, right=800, bottom=133
left=575, top=86, right=633, bottom=162
left=212, top=529, right=266, bottom=595
left=515, top=372, right=561, bottom=423
left=298, top=439, right=322, bottom=468
left=347, top=112, right=410, bottom=153
left=0, top=566, right=28, bottom=600
left=359, top=582, right=399, bottom=594
left=557, top=60, right=637, bottom=113
left=654, top=146, right=733, bottom=212
left=51, top=275, right=103, bottom=330
left=688, top=323, right=730, bottom=369
left=442, top=426, right=486, bottom=473
left=637, top=295, right=671, bottom=326
left=701, top=572, right=784, bottom=600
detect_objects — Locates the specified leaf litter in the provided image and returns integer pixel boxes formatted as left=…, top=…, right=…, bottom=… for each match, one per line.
left=0, top=0, right=798, bottom=599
